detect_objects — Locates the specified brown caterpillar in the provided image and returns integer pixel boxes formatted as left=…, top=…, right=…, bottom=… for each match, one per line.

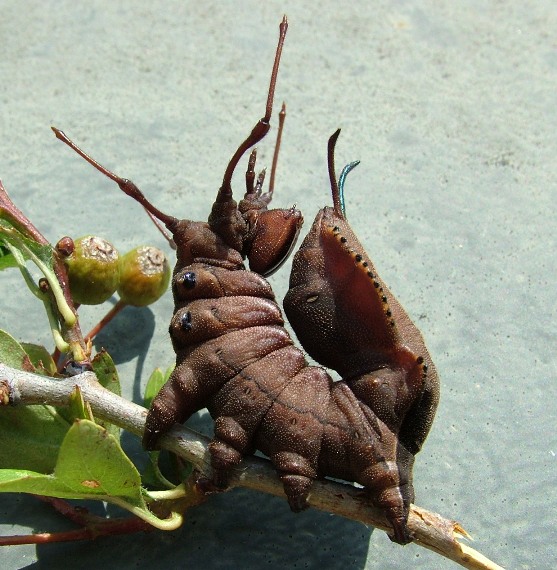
left=54, top=17, right=439, bottom=544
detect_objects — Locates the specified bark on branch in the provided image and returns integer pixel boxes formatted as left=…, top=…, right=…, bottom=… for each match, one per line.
left=0, top=364, right=504, bottom=570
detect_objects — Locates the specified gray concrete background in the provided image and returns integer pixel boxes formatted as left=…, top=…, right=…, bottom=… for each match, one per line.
left=1, top=1, right=555, bottom=568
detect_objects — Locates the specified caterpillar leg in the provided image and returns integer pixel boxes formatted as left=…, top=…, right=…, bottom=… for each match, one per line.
left=208, top=416, right=252, bottom=488
left=143, top=381, right=185, bottom=450
left=271, top=451, right=316, bottom=512
left=280, top=474, right=313, bottom=512
left=143, top=365, right=204, bottom=450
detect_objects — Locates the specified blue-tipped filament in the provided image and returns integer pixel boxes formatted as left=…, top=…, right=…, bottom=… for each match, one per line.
left=337, top=160, right=360, bottom=218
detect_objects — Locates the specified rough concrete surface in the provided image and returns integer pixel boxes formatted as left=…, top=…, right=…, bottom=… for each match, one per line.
left=1, top=2, right=555, bottom=569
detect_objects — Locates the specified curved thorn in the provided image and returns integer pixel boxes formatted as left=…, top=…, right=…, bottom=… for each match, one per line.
left=327, top=129, right=342, bottom=217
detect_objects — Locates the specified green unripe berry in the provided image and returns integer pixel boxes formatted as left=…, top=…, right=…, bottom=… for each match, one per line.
left=117, top=246, right=170, bottom=306
left=65, top=236, right=120, bottom=305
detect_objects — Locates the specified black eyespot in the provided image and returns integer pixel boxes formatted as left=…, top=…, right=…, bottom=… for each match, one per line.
left=355, top=254, right=362, bottom=262
left=181, top=311, right=192, bottom=331
left=340, top=237, right=347, bottom=243
left=181, top=271, right=197, bottom=288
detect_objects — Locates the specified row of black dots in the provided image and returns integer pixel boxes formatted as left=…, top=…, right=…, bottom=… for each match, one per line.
left=331, top=225, right=396, bottom=328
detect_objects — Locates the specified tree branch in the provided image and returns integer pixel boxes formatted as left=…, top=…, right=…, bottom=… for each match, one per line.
left=0, top=364, right=504, bottom=569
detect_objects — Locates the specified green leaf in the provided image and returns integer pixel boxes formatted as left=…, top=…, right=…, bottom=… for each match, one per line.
left=0, top=420, right=142, bottom=501
left=91, top=350, right=121, bottom=439
left=20, top=342, right=57, bottom=375
left=92, top=350, right=121, bottom=397
left=0, top=329, right=35, bottom=371
left=0, top=219, right=54, bottom=273
left=144, top=363, right=174, bottom=408
left=144, top=368, right=164, bottom=409
left=0, top=244, right=18, bottom=270
left=0, top=404, right=70, bottom=472
left=68, top=386, right=95, bottom=422
left=0, top=419, right=183, bottom=530
left=57, top=419, right=143, bottom=500
left=0, top=331, right=71, bottom=472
